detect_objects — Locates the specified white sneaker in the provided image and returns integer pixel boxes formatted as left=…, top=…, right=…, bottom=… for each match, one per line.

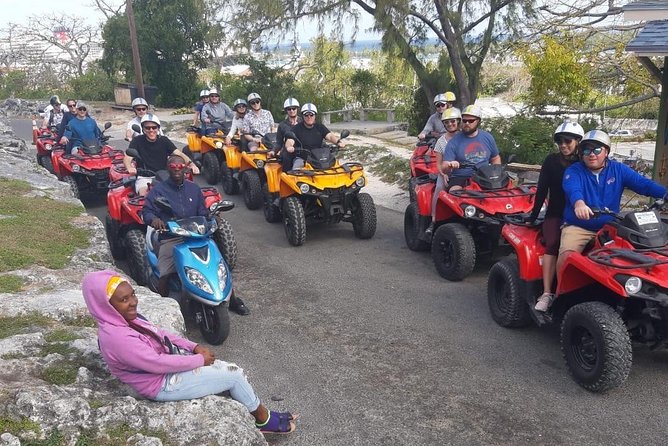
left=535, top=293, right=555, bottom=312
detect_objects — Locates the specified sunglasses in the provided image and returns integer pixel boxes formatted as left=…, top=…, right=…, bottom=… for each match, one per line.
left=286, top=107, right=298, bottom=111
left=582, top=146, right=605, bottom=156
left=143, top=125, right=159, bottom=131
left=462, top=118, right=477, bottom=124
left=67, top=103, right=76, bottom=107
left=250, top=100, right=261, bottom=105
left=555, top=137, right=575, bottom=145
left=209, top=94, right=220, bottom=98
left=168, top=162, right=187, bottom=170
left=435, top=102, right=446, bottom=108
left=134, top=107, right=147, bottom=112
left=77, top=107, right=87, bottom=111
left=303, top=113, right=315, bottom=117
left=235, top=105, right=247, bottom=109
left=443, top=119, right=458, bottom=125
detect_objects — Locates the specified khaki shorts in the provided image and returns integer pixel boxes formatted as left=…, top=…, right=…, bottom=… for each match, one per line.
left=558, top=225, right=597, bottom=256
left=158, top=237, right=182, bottom=277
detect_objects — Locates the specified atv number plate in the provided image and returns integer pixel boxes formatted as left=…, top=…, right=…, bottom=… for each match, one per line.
left=636, top=211, right=659, bottom=226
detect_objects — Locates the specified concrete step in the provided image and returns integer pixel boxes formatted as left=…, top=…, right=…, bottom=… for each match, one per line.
left=374, top=130, right=409, bottom=139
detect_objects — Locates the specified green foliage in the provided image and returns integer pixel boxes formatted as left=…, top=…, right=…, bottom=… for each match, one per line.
left=0, top=178, right=89, bottom=272
left=519, top=36, right=592, bottom=110
left=68, top=63, right=115, bottom=102
left=0, top=274, right=25, bottom=293
left=0, top=417, right=41, bottom=436
left=44, top=329, right=80, bottom=343
left=350, top=69, right=377, bottom=109
left=0, top=313, right=54, bottom=339
left=0, top=70, right=56, bottom=99
left=41, top=361, right=79, bottom=385
left=485, top=115, right=562, bottom=164
left=101, top=0, right=223, bottom=107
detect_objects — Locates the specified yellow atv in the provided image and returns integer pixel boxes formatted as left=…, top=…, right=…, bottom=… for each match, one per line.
left=266, top=130, right=377, bottom=246
left=184, top=122, right=231, bottom=185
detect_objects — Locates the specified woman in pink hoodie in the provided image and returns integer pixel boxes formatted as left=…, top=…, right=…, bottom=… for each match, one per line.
left=82, top=270, right=296, bottom=434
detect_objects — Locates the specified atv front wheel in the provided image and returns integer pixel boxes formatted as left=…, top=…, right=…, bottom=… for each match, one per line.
left=38, top=154, right=54, bottom=174
left=213, top=217, right=238, bottom=271
left=241, top=170, right=263, bottom=210
left=125, top=229, right=148, bottom=286
left=404, top=202, right=430, bottom=251
left=105, top=213, right=126, bottom=260
left=283, top=196, right=306, bottom=246
left=408, top=177, right=417, bottom=202
left=198, top=303, right=230, bottom=345
left=63, top=175, right=80, bottom=200
left=352, top=192, right=377, bottom=239
left=431, top=223, right=476, bottom=281
left=263, top=186, right=282, bottom=223
left=561, top=302, right=632, bottom=392
left=220, top=160, right=240, bottom=195
left=487, top=258, right=532, bottom=328
left=202, top=152, right=220, bottom=185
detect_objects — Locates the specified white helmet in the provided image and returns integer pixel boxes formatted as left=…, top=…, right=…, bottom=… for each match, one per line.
left=461, top=105, right=482, bottom=119
left=554, top=120, right=585, bottom=142
left=283, top=97, right=300, bottom=109
left=131, top=97, right=148, bottom=109
left=301, top=103, right=318, bottom=115
left=433, top=93, right=447, bottom=105
left=233, top=98, right=247, bottom=109
left=140, top=113, right=161, bottom=127
left=441, top=107, right=461, bottom=121
left=581, top=130, right=611, bottom=151
left=247, top=92, right=261, bottom=102
left=208, top=88, right=219, bottom=96
left=199, top=89, right=209, bottom=98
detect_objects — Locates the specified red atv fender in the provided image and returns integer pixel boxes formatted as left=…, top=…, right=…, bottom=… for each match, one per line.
left=410, top=144, right=439, bottom=178
left=501, top=223, right=544, bottom=281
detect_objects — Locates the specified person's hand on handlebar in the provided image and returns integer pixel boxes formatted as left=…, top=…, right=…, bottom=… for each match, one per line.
left=446, top=160, right=460, bottom=170
left=574, top=200, right=594, bottom=220
left=127, top=166, right=137, bottom=175
left=150, top=217, right=167, bottom=231
left=336, top=140, right=346, bottom=148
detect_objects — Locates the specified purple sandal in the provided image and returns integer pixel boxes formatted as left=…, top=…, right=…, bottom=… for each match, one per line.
left=256, top=411, right=297, bottom=434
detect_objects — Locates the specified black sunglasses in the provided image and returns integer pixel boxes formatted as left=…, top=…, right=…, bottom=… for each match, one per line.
left=582, top=146, right=605, bottom=156
left=67, top=103, right=76, bottom=107
left=555, top=136, right=575, bottom=145
left=435, top=102, right=446, bottom=107
left=286, top=107, right=298, bottom=111
left=462, top=118, right=477, bottom=124
left=209, top=94, right=220, bottom=98
left=77, top=107, right=87, bottom=111
left=250, top=100, right=261, bottom=105
left=143, top=125, right=159, bottom=131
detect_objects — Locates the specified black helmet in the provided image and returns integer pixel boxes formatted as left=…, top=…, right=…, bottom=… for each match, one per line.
left=49, top=95, right=61, bottom=106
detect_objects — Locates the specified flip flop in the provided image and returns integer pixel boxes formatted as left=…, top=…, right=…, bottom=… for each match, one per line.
left=257, top=411, right=297, bottom=435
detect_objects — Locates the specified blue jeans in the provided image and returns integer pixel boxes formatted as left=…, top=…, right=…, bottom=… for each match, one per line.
left=154, top=360, right=261, bottom=411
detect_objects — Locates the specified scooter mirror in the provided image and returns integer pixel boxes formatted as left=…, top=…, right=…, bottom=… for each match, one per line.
left=104, top=122, right=112, bottom=130
left=506, top=153, right=517, bottom=164
left=284, top=131, right=296, bottom=140
left=126, top=148, right=140, bottom=158
left=131, top=124, right=141, bottom=134
left=340, top=130, right=350, bottom=139
left=155, top=197, right=174, bottom=215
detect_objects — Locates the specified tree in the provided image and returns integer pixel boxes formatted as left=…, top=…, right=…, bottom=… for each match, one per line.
left=101, top=0, right=224, bottom=106
left=228, top=0, right=536, bottom=108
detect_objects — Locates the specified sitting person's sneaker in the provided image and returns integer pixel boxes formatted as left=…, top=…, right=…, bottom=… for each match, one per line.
left=535, top=293, right=555, bottom=312
left=424, top=222, right=435, bottom=237
left=229, top=294, right=250, bottom=316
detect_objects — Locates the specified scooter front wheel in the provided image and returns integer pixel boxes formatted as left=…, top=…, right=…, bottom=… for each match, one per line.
left=199, top=303, right=230, bottom=345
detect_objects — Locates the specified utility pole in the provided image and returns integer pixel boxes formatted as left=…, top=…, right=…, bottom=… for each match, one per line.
left=126, top=0, right=145, bottom=99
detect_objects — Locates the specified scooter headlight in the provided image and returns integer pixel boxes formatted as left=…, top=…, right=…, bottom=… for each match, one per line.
left=72, top=164, right=81, bottom=173
left=355, top=177, right=365, bottom=187
left=217, top=260, right=228, bottom=290
left=173, top=227, right=190, bottom=237
left=256, top=159, right=265, bottom=168
left=45, top=144, right=52, bottom=150
left=299, top=183, right=310, bottom=193
left=185, top=267, right=213, bottom=294
left=624, top=276, right=643, bottom=295
left=464, top=205, right=476, bottom=218
left=215, top=141, right=223, bottom=149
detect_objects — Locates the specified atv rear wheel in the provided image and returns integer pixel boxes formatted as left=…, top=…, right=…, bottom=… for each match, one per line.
left=202, top=152, right=220, bottom=185
left=125, top=229, right=148, bottom=285
left=213, top=217, right=238, bottom=271
left=352, top=192, right=377, bottom=239
left=241, top=170, right=263, bottom=210
left=431, top=223, right=476, bottom=281
left=63, top=175, right=80, bottom=200
left=283, top=196, right=306, bottom=246
left=561, top=302, right=632, bottom=392
left=263, top=185, right=281, bottom=223
left=408, top=177, right=417, bottom=202
left=198, top=303, right=230, bottom=345
left=38, top=154, right=54, bottom=174
left=220, top=160, right=239, bottom=195
left=487, top=258, right=532, bottom=328
left=404, top=202, right=430, bottom=251
left=105, top=213, right=126, bottom=260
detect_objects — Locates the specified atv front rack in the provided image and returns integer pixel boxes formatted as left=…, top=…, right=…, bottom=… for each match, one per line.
left=449, top=185, right=535, bottom=199
left=588, top=247, right=668, bottom=269
left=287, top=162, right=364, bottom=177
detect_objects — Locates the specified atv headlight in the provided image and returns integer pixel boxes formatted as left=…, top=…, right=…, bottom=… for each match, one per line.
left=625, top=276, right=643, bottom=295
left=185, top=267, right=213, bottom=294
left=299, top=183, right=310, bottom=193
left=72, top=164, right=81, bottom=172
left=217, top=260, right=228, bottom=290
left=45, top=144, right=52, bottom=150
left=215, top=141, right=223, bottom=149
left=355, top=177, right=365, bottom=187
left=464, top=205, right=476, bottom=218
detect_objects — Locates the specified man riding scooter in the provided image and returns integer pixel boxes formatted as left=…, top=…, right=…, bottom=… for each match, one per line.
left=142, top=154, right=250, bottom=316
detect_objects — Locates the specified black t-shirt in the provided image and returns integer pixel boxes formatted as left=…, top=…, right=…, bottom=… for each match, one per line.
left=530, top=152, right=577, bottom=220
left=276, top=117, right=301, bottom=150
left=291, top=122, right=331, bottom=150
left=128, top=135, right=177, bottom=172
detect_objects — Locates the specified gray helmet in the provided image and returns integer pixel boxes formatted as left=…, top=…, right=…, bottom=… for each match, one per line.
left=247, top=92, right=261, bottom=102
left=233, top=98, right=247, bottom=109
left=554, top=120, right=584, bottom=142
left=581, top=130, right=611, bottom=151
left=131, top=97, right=148, bottom=109
left=49, top=95, right=61, bottom=106
left=283, top=97, right=300, bottom=110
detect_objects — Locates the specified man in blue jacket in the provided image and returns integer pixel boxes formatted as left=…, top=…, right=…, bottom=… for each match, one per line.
left=142, top=154, right=250, bottom=315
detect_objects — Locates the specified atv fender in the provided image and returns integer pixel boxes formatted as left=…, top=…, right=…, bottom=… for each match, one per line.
left=186, top=132, right=202, bottom=153
left=107, top=186, right=126, bottom=221
left=501, top=224, right=544, bottom=281
left=224, top=145, right=241, bottom=169
left=415, top=182, right=434, bottom=216
left=265, top=162, right=282, bottom=193
left=279, top=173, right=302, bottom=196
left=557, top=254, right=627, bottom=298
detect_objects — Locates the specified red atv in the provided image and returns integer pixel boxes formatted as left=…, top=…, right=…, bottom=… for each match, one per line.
left=488, top=204, right=668, bottom=392
left=404, top=162, right=536, bottom=281
left=33, top=124, right=60, bottom=174
left=105, top=152, right=237, bottom=286
left=408, top=134, right=440, bottom=202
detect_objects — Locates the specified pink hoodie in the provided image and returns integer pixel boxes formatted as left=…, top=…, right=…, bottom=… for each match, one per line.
left=82, top=270, right=204, bottom=398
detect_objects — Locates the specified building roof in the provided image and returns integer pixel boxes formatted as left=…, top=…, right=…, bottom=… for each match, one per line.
left=625, top=20, right=668, bottom=57
left=624, top=1, right=668, bottom=21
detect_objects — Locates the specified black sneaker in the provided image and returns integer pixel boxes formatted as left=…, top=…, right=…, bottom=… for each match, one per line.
left=424, top=222, right=435, bottom=237
left=229, top=294, right=251, bottom=316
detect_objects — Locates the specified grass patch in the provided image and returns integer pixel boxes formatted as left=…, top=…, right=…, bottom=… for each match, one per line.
left=41, top=361, right=79, bottom=385
left=0, top=178, right=89, bottom=272
left=0, top=274, right=25, bottom=293
left=62, top=315, right=96, bottom=328
left=0, top=313, right=54, bottom=339
left=369, top=155, right=410, bottom=189
left=39, top=343, right=78, bottom=357
left=44, top=329, right=80, bottom=343
left=0, top=416, right=41, bottom=435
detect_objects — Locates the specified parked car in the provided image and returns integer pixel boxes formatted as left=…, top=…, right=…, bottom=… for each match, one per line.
left=609, top=129, right=633, bottom=137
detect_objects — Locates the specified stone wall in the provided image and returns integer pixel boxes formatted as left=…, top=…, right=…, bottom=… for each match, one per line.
left=0, top=119, right=266, bottom=446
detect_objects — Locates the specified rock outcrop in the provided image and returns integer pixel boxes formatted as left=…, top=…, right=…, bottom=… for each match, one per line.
left=0, top=117, right=267, bottom=446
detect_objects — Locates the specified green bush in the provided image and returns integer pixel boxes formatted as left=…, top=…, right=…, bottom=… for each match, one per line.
left=68, top=64, right=115, bottom=102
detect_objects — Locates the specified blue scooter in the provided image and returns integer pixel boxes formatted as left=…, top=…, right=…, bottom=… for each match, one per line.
left=146, top=198, right=235, bottom=345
